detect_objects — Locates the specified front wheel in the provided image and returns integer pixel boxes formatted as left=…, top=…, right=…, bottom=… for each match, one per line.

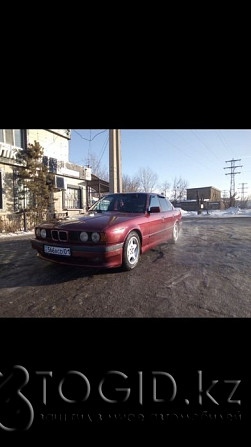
left=122, top=231, right=141, bottom=270
left=171, top=221, right=179, bottom=243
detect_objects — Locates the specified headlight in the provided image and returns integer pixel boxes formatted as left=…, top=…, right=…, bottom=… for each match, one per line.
left=80, top=231, right=89, bottom=242
left=91, top=232, right=100, bottom=243
left=40, top=229, right=47, bottom=239
left=36, top=228, right=41, bottom=237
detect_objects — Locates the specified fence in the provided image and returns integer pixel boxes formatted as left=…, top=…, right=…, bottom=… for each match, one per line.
left=0, top=211, right=49, bottom=233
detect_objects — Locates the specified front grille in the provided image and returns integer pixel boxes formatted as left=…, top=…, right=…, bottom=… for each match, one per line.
left=41, top=229, right=81, bottom=243
left=51, top=230, right=68, bottom=242
left=46, top=229, right=52, bottom=238
left=59, top=231, right=68, bottom=241
left=69, top=231, right=80, bottom=242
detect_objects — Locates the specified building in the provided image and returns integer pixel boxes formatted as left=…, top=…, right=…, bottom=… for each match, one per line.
left=172, top=186, right=223, bottom=212
left=1, top=129, right=27, bottom=223
left=186, top=186, right=221, bottom=202
left=0, top=129, right=93, bottom=231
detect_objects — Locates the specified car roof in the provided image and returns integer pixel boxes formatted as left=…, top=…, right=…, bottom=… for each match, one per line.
left=103, top=192, right=165, bottom=197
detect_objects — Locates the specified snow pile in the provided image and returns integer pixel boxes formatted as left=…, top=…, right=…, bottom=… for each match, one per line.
left=223, top=207, right=241, bottom=215
left=181, top=208, right=251, bottom=218
left=173, top=207, right=190, bottom=216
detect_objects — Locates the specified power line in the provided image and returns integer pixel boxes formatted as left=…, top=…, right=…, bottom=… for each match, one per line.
left=215, top=131, right=231, bottom=157
left=97, top=134, right=109, bottom=170
left=238, top=182, right=248, bottom=201
left=73, top=129, right=108, bottom=142
left=156, top=131, right=211, bottom=171
left=191, top=130, right=222, bottom=162
left=88, top=130, right=92, bottom=165
left=224, top=158, right=243, bottom=198
left=222, top=190, right=229, bottom=198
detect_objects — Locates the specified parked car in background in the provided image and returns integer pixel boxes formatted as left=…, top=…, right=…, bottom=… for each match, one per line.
left=31, top=193, right=182, bottom=270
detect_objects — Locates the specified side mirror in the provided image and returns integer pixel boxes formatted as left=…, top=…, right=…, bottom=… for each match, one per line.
left=149, top=206, right=161, bottom=213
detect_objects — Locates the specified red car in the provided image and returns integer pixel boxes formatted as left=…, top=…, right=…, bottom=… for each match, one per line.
left=31, top=193, right=182, bottom=270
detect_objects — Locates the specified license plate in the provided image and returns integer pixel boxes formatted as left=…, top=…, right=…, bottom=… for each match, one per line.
left=44, top=245, right=71, bottom=256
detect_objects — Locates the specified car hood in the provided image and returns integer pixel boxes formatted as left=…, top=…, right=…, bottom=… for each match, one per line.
left=39, top=212, right=144, bottom=231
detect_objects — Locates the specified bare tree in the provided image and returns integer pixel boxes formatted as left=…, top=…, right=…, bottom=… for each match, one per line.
left=137, top=167, right=158, bottom=192
left=122, top=174, right=141, bottom=192
left=85, top=153, right=109, bottom=181
left=160, top=180, right=171, bottom=197
left=171, top=177, right=188, bottom=201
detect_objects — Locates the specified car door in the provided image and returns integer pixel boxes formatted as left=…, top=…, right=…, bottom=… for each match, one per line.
left=158, top=196, right=175, bottom=241
left=148, top=194, right=166, bottom=246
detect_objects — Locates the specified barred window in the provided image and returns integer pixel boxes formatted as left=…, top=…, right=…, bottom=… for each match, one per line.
left=0, top=171, right=2, bottom=209
left=64, top=187, right=82, bottom=209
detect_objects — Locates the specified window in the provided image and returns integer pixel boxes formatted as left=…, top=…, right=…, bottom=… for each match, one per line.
left=0, top=171, right=3, bottom=209
left=12, top=169, right=26, bottom=212
left=5, top=130, right=14, bottom=145
left=150, top=195, right=159, bottom=208
left=91, top=195, right=114, bottom=212
left=0, top=129, right=24, bottom=148
left=159, top=196, right=173, bottom=211
left=166, top=199, right=173, bottom=211
left=14, top=130, right=22, bottom=148
left=64, top=187, right=82, bottom=209
left=90, top=194, right=147, bottom=213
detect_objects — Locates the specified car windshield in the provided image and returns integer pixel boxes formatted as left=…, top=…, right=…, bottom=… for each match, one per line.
left=89, top=194, right=147, bottom=213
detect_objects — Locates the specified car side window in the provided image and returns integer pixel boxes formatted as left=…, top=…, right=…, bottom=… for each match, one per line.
left=150, top=195, right=160, bottom=208
left=159, top=196, right=173, bottom=211
left=166, top=199, right=173, bottom=211
left=166, top=199, right=174, bottom=211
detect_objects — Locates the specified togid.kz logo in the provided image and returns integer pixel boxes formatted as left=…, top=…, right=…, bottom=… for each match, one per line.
left=0, top=366, right=242, bottom=431
left=0, top=366, right=34, bottom=432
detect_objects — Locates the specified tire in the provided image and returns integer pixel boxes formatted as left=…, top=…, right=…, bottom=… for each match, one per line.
left=171, top=221, right=179, bottom=243
left=122, top=231, right=141, bottom=270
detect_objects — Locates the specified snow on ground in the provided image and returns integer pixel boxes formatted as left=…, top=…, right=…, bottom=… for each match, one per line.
left=0, top=230, right=34, bottom=239
left=179, top=207, right=251, bottom=218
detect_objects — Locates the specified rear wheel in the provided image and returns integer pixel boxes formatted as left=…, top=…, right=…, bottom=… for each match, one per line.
left=171, top=221, right=179, bottom=243
left=122, top=231, right=141, bottom=270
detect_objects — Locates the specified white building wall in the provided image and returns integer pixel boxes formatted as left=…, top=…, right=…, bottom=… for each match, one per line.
left=27, top=129, right=69, bottom=162
left=0, top=129, right=92, bottom=229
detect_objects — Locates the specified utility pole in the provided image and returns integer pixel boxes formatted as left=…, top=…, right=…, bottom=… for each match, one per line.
left=109, top=129, right=122, bottom=193
left=221, top=189, right=229, bottom=210
left=224, top=158, right=242, bottom=206
left=238, top=182, right=248, bottom=201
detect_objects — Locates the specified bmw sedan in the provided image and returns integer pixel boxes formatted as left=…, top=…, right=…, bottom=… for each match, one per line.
left=31, top=193, right=182, bottom=270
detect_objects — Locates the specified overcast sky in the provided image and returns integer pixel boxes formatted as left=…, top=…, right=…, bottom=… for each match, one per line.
left=69, top=129, right=251, bottom=197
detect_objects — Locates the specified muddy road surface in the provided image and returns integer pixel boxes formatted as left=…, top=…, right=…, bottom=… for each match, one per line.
left=0, top=217, right=251, bottom=317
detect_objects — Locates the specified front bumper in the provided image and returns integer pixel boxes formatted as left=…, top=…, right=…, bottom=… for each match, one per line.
left=31, top=239, right=124, bottom=268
